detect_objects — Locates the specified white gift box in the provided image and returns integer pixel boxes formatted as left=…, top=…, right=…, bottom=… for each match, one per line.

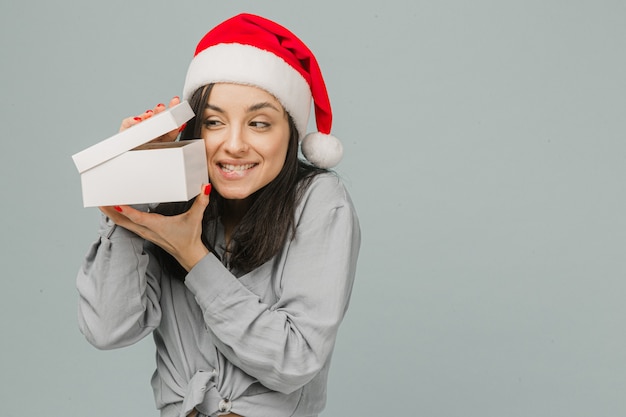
left=72, top=101, right=208, bottom=207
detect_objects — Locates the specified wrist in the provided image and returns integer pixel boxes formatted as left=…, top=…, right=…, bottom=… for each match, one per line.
left=178, top=245, right=210, bottom=272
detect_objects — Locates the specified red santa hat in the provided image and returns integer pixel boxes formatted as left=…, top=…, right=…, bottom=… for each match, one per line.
left=182, top=13, right=343, bottom=168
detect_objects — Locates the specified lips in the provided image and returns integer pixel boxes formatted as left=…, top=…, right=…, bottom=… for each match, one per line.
left=219, top=162, right=257, bottom=173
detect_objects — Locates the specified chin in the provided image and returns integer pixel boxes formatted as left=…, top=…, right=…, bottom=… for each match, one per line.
left=214, top=186, right=256, bottom=201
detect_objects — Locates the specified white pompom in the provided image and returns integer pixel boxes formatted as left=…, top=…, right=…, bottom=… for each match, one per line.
left=301, top=132, right=343, bottom=168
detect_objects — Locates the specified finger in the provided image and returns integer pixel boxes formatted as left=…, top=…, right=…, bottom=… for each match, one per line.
left=100, top=205, right=123, bottom=220
left=105, top=205, right=164, bottom=242
left=153, top=102, right=166, bottom=115
left=153, top=96, right=180, bottom=115
left=119, top=116, right=143, bottom=132
left=121, top=97, right=184, bottom=139
left=188, top=184, right=212, bottom=220
left=150, top=97, right=183, bottom=142
left=112, top=205, right=154, bottom=227
left=162, top=122, right=184, bottom=142
left=119, top=96, right=180, bottom=133
left=142, top=108, right=154, bottom=120
left=100, top=205, right=142, bottom=226
left=98, top=206, right=150, bottom=239
left=168, top=96, right=181, bottom=108
left=125, top=109, right=155, bottom=129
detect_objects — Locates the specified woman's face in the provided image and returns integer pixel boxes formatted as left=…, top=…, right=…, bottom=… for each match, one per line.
left=200, top=83, right=291, bottom=201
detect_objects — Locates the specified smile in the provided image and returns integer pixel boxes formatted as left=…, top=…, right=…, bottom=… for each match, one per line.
left=219, top=163, right=257, bottom=173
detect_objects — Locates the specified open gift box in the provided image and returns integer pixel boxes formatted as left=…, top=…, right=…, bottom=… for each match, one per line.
left=72, top=101, right=208, bottom=207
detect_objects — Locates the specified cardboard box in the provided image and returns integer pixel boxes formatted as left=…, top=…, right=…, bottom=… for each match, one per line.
left=72, top=101, right=208, bottom=207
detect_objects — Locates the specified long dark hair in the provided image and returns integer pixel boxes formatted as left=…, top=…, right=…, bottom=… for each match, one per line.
left=154, top=84, right=327, bottom=278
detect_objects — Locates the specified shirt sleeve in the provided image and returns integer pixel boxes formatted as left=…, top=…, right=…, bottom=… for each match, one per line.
left=184, top=175, right=361, bottom=394
left=76, top=214, right=162, bottom=350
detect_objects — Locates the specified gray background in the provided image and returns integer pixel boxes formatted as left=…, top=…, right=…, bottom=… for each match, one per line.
left=1, top=0, right=625, bottom=415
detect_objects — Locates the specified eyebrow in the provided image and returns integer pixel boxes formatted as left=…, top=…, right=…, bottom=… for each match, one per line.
left=247, top=102, right=281, bottom=113
left=204, top=102, right=282, bottom=114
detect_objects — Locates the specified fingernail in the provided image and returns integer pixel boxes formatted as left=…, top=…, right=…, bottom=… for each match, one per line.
left=178, top=122, right=187, bottom=133
left=204, top=184, right=212, bottom=196
left=173, top=96, right=180, bottom=100
left=146, top=109, right=153, bottom=113
left=114, top=206, right=123, bottom=212
left=157, top=103, right=165, bottom=108
left=133, top=117, right=142, bottom=121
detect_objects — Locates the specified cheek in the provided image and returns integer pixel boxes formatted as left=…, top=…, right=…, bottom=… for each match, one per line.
left=265, top=135, right=290, bottom=170
left=203, top=139, right=217, bottom=177
left=271, top=125, right=291, bottom=158
left=203, top=135, right=217, bottom=157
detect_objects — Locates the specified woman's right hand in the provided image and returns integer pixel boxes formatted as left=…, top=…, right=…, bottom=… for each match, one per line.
left=118, top=96, right=182, bottom=142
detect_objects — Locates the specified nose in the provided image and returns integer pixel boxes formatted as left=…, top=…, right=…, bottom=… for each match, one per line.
left=223, top=125, right=248, bottom=154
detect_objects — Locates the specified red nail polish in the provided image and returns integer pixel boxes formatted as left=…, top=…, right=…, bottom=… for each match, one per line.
left=146, top=109, right=153, bottom=113
left=114, top=205, right=123, bottom=212
left=133, top=117, right=142, bottom=121
left=204, top=184, right=212, bottom=196
left=178, top=123, right=187, bottom=133
left=157, top=103, right=165, bottom=108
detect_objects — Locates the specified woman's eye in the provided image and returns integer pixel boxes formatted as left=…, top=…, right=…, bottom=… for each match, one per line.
left=203, top=119, right=223, bottom=128
left=250, top=121, right=270, bottom=129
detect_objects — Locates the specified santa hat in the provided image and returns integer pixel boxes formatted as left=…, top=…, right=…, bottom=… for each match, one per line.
left=182, top=13, right=343, bottom=168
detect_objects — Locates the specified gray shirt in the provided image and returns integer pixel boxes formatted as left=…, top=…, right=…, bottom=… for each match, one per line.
left=77, top=174, right=361, bottom=417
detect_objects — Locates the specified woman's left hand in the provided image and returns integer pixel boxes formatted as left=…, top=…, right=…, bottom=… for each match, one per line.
left=100, top=184, right=212, bottom=272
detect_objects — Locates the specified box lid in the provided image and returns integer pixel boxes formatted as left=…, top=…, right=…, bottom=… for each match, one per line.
left=72, top=101, right=195, bottom=173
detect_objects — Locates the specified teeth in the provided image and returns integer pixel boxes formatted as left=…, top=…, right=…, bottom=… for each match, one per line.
left=221, top=163, right=255, bottom=172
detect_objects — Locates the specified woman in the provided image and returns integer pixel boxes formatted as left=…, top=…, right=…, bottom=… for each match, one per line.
left=76, top=13, right=360, bottom=417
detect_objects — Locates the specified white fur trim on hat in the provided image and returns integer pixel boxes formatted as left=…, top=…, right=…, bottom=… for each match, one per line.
left=301, top=132, right=343, bottom=169
left=183, top=43, right=312, bottom=138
